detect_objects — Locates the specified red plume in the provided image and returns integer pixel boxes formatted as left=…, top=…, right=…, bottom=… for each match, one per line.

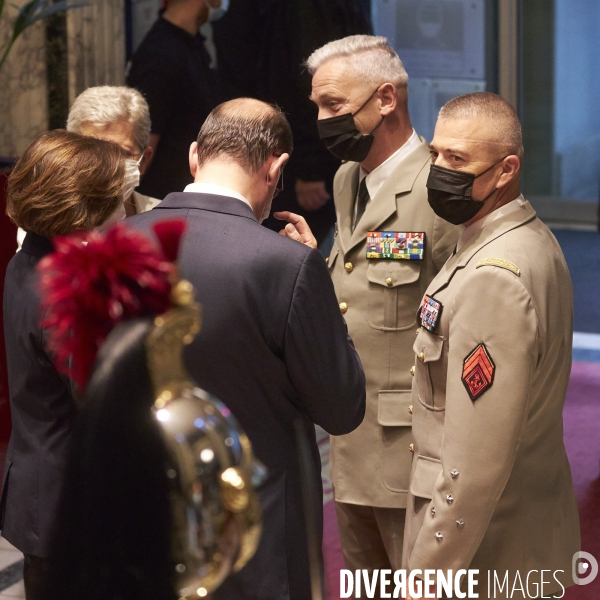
left=152, top=219, right=187, bottom=262
left=37, top=224, right=175, bottom=390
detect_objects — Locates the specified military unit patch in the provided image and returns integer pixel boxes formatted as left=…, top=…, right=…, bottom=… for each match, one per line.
left=462, top=343, right=495, bottom=401
left=420, top=295, right=443, bottom=332
left=366, top=232, right=425, bottom=260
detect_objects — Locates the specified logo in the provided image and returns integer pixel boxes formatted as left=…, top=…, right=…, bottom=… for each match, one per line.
left=572, top=551, right=598, bottom=586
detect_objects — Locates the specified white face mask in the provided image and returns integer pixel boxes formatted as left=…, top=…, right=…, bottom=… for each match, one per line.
left=207, top=0, right=229, bottom=22
left=123, top=157, right=141, bottom=201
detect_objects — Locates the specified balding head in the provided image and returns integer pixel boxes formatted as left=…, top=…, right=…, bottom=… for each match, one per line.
left=438, top=92, right=523, bottom=160
left=195, top=98, right=293, bottom=173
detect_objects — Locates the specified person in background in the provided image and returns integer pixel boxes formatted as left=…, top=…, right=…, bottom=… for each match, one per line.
left=306, top=35, right=459, bottom=585
left=0, top=130, right=124, bottom=600
left=127, top=0, right=223, bottom=199
left=16, top=85, right=159, bottom=249
left=212, top=0, right=371, bottom=249
left=126, top=97, right=366, bottom=600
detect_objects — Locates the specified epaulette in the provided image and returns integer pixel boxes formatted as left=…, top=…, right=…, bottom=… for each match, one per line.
left=476, top=257, right=521, bottom=277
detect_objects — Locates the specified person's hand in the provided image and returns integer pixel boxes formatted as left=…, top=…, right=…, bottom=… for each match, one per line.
left=295, top=179, right=331, bottom=212
left=273, top=211, right=318, bottom=249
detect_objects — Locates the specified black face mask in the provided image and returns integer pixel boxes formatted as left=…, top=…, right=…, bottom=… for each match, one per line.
left=426, top=157, right=507, bottom=225
left=317, top=88, right=383, bottom=163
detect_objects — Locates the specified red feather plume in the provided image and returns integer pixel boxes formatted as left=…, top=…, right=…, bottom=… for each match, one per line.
left=37, top=223, right=176, bottom=390
left=152, top=219, right=187, bottom=262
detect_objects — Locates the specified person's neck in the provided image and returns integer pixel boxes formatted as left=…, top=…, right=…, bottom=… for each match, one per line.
left=194, top=161, right=263, bottom=218
left=464, top=182, right=522, bottom=228
left=124, top=191, right=137, bottom=217
left=163, top=3, right=203, bottom=36
left=360, top=111, right=413, bottom=173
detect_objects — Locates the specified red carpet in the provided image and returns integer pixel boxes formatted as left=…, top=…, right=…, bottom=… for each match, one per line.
left=321, top=361, right=600, bottom=599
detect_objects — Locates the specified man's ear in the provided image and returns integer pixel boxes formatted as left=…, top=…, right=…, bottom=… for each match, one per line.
left=497, top=155, right=521, bottom=188
left=267, top=153, right=290, bottom=186
left=138, top=145, right=154, bottom=178
left=378, top=82, right=397, bottom=116
left=189, top=142, right=199, bottom=178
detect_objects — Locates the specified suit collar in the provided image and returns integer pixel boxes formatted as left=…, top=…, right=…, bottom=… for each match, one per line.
left=427, top=200, right=537, bottom=297
left=334, top=138, right=431, bottom=255
left=21, top=232, right=54, bottom=257
left=155, top=192, right=258, bottom=222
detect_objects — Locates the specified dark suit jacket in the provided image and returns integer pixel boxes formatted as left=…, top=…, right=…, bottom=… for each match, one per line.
left=1, top=233, right=77, bottom=557
left=127, top=192, right=366, bottom=599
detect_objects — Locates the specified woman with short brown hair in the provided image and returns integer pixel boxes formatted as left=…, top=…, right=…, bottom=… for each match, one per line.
left=6, top=129, right=125, bottom=237
left=1, top=129, right=125, bottom=600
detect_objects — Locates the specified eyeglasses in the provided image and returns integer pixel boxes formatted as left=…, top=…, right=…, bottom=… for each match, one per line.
left=273, top=164, right=285, bottom=198
left=120, top=149, right=144, bottom=162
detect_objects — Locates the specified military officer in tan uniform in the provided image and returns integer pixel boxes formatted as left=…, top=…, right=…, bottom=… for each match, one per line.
left=404, top=92, right=580, bottom=599
left=306, top=35, right=459, bottom=575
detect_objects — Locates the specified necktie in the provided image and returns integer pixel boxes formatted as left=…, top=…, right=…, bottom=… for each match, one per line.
left=354, top=177, right=370, bottom=231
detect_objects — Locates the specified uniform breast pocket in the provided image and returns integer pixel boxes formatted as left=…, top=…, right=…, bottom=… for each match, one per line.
left=413, top=329, right=445, bottom=409
left=367, top=261, right=422, bottom=330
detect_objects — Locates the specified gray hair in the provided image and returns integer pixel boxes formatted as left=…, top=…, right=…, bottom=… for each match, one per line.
left=438, top=92, right=524, bottom=160
left=306, top=35, right=408, bottom=91
left=67, top=86, right=151, bottom=151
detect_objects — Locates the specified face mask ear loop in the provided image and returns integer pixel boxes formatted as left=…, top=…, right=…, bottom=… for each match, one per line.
left=473, top=155, right=509, bottom=180
left=351, top=86, right=382, bottom=118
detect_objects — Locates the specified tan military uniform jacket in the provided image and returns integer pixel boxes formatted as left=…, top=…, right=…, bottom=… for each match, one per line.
left=328, top=139, right=459, bottom=508
left=403, top=200, right=580, bottom=597
left=132, top=191, right=161, bottom=213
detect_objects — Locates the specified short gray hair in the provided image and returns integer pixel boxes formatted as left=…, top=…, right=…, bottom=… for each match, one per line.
left=306, top=35, right=408, bottom=90
left=67, top=86, right=151, bottom=151
left=438, top=92, right=524, bottom=160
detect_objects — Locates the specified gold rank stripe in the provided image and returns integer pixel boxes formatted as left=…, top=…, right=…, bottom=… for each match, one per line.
left=476, top=257, right=521, bottom=277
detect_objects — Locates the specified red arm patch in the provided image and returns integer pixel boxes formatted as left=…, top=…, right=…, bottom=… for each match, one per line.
left=462, top=343, right=495, bottom=401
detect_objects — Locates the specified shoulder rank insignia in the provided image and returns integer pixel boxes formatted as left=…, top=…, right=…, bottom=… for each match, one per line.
left=420, top=295, right=443, bottom=332
left=476, top=257, right=520, bottom=277
left=462, top=343, right=495, bottom=401
left=366, top=232, right=425, bottom=260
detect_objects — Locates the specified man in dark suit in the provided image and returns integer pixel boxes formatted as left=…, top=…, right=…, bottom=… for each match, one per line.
left=126, top=98, right=366, bottom=600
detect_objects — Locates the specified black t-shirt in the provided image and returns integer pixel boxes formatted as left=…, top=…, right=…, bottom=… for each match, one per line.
left=127, top=17, right=221, bottom=199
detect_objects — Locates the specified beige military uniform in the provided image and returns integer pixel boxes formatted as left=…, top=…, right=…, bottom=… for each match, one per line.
left=131, top=191, right=161, bottom=213
left=327, top=138, right=459, bottom=570
left=403, top=198, right=580, bottom=598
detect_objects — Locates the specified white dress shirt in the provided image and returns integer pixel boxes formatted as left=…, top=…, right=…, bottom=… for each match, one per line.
left=456, top=194, right=527, bottom=253
left=184, top=182, right=252, bottom=209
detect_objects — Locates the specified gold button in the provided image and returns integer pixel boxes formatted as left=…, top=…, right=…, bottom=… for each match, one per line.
left=344, top=262, right=354, bottom=273
left=409, top=443, right=414, bottom=453
left=419, top=352, right=425, bottom=362
left=416, top=327, right=422, bottom=334
left=325, top=257, right=329, bottom=264
left=408, top=405, right=413, bottom=414
left=339, top=302, right=348, bottom=314
left=385, top=277, right=393, bottom=286
left=410, top=365, right=415, bottom=376
left=334, top=230, right=338, bottom=237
